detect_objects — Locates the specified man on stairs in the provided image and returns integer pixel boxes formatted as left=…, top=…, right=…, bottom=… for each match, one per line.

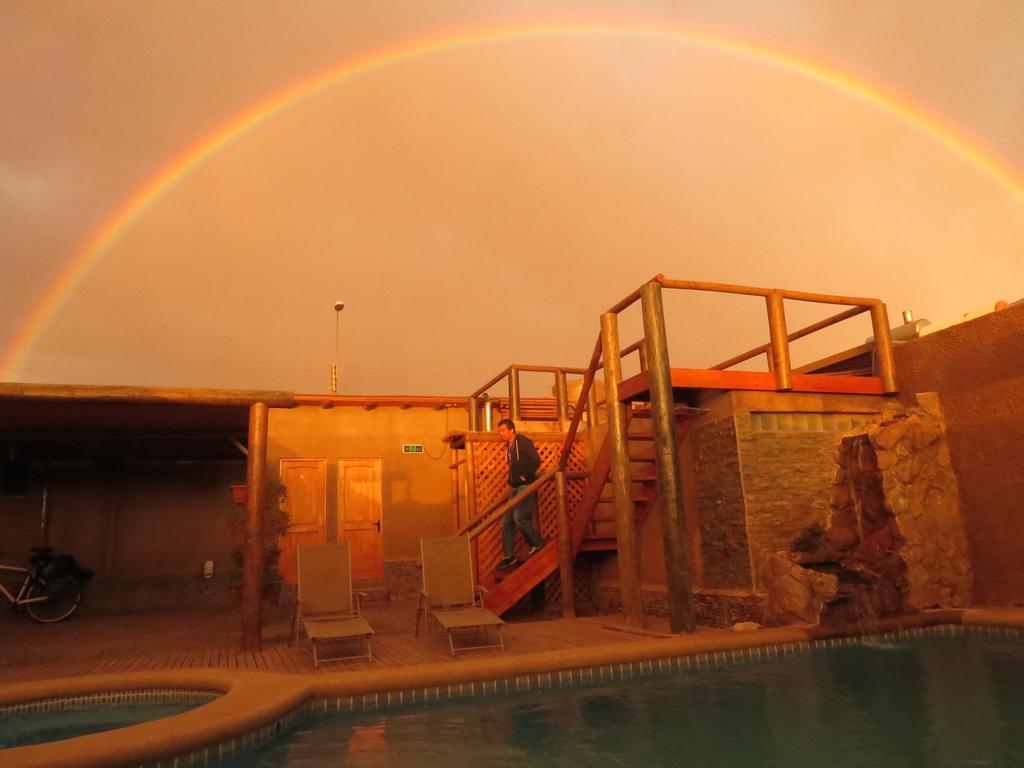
left=495, top=418, right=544, bottom=571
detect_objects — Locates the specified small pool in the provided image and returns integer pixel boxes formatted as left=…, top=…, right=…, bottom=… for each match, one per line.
left=0, top=689, right=219, bottom=749
left=222, top=632, right=1024, bottom=767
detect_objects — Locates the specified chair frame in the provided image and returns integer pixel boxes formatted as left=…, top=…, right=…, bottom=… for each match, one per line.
left=415, top=536, right=505, bottom=656
left=293, top=542, right=374, bottom=667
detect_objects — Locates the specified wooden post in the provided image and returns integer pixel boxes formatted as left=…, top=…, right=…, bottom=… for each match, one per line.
left=766, top=291, right=792, bottom=390
left=465, top=441, right=478, bottom=523
left=555, top=470, right=575, bottom=619
left=468, top=396, right=480, bottom=431
left=870, top=302, right=898, bottom=393
left=240, top=401, right=268, bottom=652
left=555, top=370, right=569, bottom=430
left=509, top=368, right=522, bottom=422
left=587, top=376, right=600, bottom=428
left=104, top=463, right=120, bottom=576
left=600, top=312, right=643, bottom=628
left=641, top=282, right=697, bottom=634
left=449, top=445, right=460, bottom=533
left=638, top=341, right=649, bottom=372
left=38, top=468, right=51, bottom=547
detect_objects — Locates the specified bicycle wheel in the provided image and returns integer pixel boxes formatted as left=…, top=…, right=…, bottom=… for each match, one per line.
left=25, top=579, right=82, bottom=623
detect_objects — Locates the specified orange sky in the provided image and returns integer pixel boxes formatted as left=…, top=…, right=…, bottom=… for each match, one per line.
left=1, top=2, right=1022, bottom=395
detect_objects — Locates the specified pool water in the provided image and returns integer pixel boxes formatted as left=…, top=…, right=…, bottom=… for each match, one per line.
left=0, top=700, right=205, bottom=749
left=229, top=633, right=1024, bottom=767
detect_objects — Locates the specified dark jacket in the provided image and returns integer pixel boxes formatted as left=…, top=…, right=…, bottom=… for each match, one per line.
left=506, top=433, right=541, bottom=487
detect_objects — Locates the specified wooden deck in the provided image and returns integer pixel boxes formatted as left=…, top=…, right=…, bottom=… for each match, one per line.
left=0, top=598, right=665, bottom=685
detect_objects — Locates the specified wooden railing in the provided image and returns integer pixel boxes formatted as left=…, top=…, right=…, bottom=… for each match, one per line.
left=467, top=364, right=588, bottom=430
left=603, top=274, right=896, bottom=393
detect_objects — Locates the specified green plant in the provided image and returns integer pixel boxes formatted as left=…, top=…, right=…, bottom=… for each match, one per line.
left=229, top=478, right=289, bottom=584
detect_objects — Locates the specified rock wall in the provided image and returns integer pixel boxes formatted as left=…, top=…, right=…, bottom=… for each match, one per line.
left=762, top=395, right=972, bottom=625
left=870, top=393, right=972, bottom=609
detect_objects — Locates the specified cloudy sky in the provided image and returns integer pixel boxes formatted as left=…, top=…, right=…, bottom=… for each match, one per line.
left=2, top=1, right=1022, bottom=396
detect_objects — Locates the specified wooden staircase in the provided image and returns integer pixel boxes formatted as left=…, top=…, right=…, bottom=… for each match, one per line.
left=480, top=411, right=671, bottom=616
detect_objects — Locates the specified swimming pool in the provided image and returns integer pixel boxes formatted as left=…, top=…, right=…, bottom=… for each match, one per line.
left=0, top=689, right=219, bottom=749
left=222, top=631, right=1024, bottom=767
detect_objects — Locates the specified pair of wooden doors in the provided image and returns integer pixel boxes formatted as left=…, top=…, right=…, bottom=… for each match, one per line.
left=276, top=458, right=382, bottom=584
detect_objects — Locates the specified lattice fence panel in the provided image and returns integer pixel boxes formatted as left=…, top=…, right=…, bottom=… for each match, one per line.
left=469, top=435, right=587, bottom=596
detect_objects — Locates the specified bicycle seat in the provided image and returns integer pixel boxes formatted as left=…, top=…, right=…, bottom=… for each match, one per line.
left=29, top=546, right=55, bottom=565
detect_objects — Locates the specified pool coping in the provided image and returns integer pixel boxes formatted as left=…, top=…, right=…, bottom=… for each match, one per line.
left=1, top=607, right=1021, bottom=768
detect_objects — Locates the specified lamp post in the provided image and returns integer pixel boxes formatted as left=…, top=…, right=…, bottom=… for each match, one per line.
left=330, top=300, right=344, bottom=394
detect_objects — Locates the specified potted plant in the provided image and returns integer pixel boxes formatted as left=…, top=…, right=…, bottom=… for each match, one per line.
left=229, top=479, right=289, bottom=602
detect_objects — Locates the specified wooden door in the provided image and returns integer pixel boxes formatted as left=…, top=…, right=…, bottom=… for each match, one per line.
left=337, top=459, right=383, bottom=581
left=278, top=459, right=326, bottom=585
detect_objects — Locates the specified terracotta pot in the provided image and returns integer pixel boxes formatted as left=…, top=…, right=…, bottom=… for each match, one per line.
left=230, top=484, right=247, bottom=504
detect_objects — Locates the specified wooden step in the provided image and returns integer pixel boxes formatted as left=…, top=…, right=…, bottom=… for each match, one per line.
left=481, top=542, right=559, bottom=616
left=597, top=493, right=651, bottom=504
left=590, top=510, right=646, bottom=523
left=578, top=538, right=617, bottom=552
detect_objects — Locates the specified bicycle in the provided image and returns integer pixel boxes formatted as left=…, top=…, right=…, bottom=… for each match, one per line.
left=0, top=547, right=89, bottom=623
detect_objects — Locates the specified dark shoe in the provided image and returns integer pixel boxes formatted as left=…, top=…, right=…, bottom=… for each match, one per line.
left=495, top=556, right=519, bottom=571
left=527, top=542, right=545, bottom=557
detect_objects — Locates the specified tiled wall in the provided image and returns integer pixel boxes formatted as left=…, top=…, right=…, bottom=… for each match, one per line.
left=0, top=688, right=219, bottom=718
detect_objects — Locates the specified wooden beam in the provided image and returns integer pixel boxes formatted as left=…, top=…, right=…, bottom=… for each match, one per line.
left=617, top=369, right=885, bottom=401
left=0, top=383, right=295, bottom=408
left=641, top=282, right=697, bottom=634
left=601, top=311, right=643, bottom=628
left=555, top=471, right=575, bottom=619
left=240, top=402, right=268, bottom=652
left=766, top=291, right=792, bottom=391
left=294, top=394, right=466, bottom=409
left=654, top=274, right=878, bottom=306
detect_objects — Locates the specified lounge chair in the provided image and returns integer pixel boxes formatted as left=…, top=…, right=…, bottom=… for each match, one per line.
left=295, top=541, right=374, bottom=667
left=416, top=535, right=505, bottom=655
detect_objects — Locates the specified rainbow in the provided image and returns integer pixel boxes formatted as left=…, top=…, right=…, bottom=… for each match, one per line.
left=5, top=19, right=1023, bottom=379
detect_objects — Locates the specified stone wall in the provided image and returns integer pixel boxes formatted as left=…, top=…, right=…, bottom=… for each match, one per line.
left=736, top=416, right=848, bottom=587
left=593, top=584, right=764, bottom=629
left=692, top=417, right=751, bottom=589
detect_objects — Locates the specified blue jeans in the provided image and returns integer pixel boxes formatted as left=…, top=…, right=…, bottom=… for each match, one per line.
left=502, top=485, right=542, bottom=557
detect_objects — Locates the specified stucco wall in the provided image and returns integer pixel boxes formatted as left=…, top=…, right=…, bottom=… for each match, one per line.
left=267, top=404, right=469, bottom=562
left=893, top=302, right=1024, bottom=606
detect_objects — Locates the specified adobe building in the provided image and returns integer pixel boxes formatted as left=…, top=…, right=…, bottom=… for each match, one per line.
left=1, top=279, right=1021, bottom=647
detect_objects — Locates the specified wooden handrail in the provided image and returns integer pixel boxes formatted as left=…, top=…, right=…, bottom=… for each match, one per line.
left=471, top=367, right=512, bottom=398
left=468, top=364, right=589, bottom=399
left=558, top=334, right=603, bottom=469
left=459, top=471, right=557, bottom=540
left=711, top=305, right=870, bottom=370
left=455, top=488, right=510, bottom=537
left=654, top=274, right=878, bottom=307
left=620, top=339, right=644, bottom=358
left=595, top=275, right=894, bottom=391
left=606, top=286, right=643, bottom=315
